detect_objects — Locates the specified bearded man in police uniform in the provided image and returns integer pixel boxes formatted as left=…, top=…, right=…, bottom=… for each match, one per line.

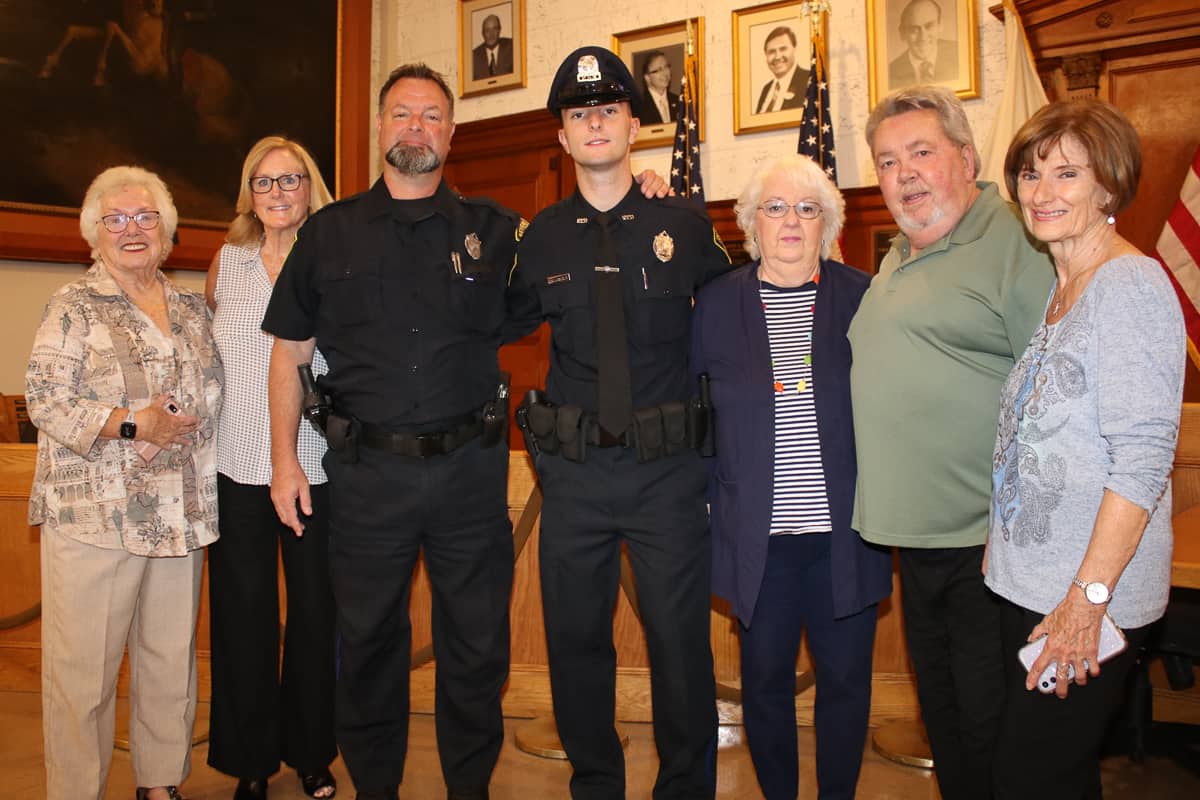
left=262, top=63, right=520, bottom=800
left=507, top=46, right=732, bottom=800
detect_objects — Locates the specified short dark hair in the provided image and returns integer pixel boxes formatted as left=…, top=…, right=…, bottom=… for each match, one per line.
left=1004, top=99, right=1141, bottom=216
left=642, top=50, right=667, bottom=77
left=378, top=63, right=455, bottom=119
left=763, top=26, right=796, bottom=49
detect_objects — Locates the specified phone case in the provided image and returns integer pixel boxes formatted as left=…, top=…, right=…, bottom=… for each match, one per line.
left=1018, top=612, right=1127, bottom=694
left=132, top=399, right=181, bottom=463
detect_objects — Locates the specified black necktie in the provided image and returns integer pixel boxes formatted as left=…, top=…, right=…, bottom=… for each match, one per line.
left=489, top=51, right=496, bottom=76
left=594, top=212, right=632, bottom=437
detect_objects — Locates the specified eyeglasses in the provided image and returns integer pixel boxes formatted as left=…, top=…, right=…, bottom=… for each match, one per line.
left=249, top=173, right=307, bottom=193
left=758, top=201, right=822, bottom=220
left=99, top=211, right=161, bottom=233
left=646, top=65, right=670, bottom=75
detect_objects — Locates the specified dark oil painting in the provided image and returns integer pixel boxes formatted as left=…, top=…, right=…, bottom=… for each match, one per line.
left=0, top=0, right=338, bottom=225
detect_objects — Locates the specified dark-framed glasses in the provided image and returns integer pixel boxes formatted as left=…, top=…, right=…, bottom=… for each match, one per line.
left=758, top=201, right=822, bottom=220
left=100, top=211, right=161, bottom=233
left=249, top=173, right=307, bottom=193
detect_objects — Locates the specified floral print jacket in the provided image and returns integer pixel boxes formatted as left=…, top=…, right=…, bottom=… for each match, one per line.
left=26, top=262, right=223, bottom=556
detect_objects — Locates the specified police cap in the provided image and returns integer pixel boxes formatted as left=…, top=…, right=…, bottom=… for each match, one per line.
left=547, top=46, right=641, bottom=118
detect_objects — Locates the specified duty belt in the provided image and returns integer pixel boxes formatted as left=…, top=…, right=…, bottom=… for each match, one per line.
left=358, top=413, right=482, bottom=458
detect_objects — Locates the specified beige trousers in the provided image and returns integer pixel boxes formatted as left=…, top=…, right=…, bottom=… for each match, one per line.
left=41, top=527, right=203, bottom=800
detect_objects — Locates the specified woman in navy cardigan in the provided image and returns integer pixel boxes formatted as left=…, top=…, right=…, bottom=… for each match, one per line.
left=691, top=155, right=892, bottom=800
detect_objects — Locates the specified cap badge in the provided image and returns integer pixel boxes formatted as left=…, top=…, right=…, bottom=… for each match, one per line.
left=465, top=232, right=482, bottom=260
left=653, top=230, right=674, bottom=263
left=576, top=55, right=601, bottom=84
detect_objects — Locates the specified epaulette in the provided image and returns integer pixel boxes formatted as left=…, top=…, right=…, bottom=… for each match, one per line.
left=458, top=193, right=522, bottom=222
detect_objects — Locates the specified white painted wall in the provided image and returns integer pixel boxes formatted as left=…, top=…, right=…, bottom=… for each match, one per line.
left=373, top=0, right=1008, bottom=194
left=0, top=1, right=1009, bottom=393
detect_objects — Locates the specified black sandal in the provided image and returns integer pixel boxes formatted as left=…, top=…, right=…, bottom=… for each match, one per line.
left=299, top=769, right=337, bottom=799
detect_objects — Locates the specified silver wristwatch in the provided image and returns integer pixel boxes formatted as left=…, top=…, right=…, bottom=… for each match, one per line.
left=1072, top=577, right=1111, bottom=605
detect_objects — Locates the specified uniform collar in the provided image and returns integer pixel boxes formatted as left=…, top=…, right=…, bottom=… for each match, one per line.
left=569, top=181, right=643, bottom=223
left=364, top=177, right=460, bottom=223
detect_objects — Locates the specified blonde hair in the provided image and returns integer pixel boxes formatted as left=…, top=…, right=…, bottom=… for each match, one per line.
left=735, top=155, right=846, bottom=261
left=226, top=136, right=334, bottom=246
left=80, top=166, right=178, bottom=263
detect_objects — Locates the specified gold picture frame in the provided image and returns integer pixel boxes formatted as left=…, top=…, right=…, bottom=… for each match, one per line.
left=866, top=0, right=979, bottom=108
left=612, top=18, right=705, bottom=151
left=458, top=0, right=527, bottom=98
left=732, top=2, right=826, bottom=136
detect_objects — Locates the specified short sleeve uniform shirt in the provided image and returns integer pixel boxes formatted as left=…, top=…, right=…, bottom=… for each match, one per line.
left=263, top=179, right=522, bottom=429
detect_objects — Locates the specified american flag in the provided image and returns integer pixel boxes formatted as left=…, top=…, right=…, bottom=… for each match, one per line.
left=797, top=34, right=837, bottom=184
left=1153, top=143, right=1200, bottom=368
left=670, top=39, right=703, bottom=203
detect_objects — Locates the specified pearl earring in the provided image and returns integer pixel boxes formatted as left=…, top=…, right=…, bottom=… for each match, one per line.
left=1106, top=214, right=1115, bottom=225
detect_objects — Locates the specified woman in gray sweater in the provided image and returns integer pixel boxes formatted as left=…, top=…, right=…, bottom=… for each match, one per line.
left=985, top=99, right=1184, bottom=797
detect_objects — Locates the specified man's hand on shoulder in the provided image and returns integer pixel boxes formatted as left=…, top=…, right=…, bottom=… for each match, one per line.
left=635, top=169, right=673, bottom=199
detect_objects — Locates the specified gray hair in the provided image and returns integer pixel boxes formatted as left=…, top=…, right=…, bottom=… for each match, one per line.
left=79, top=166, right=178, bottom=263
left=735, top=155, right=845, bottom=261
left=865, top=85, right=979, bottom=177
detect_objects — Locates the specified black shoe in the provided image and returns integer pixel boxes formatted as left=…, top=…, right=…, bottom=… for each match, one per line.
left=447, top=788, right=489, bottom=800
left=299, top=769, right=337, bottom=799
left=135, top=789, right=186, bottom=800
left=234, top=779, right=268, bottom=800
left=354, top=789, right=397, bottom=800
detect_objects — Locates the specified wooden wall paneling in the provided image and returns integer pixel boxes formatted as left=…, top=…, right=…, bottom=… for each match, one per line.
left=996, top=0, right=1200, bottom=58
left=1104, top=47, right=1200, bottom=256
left=841, top=187, right=893, bottom=275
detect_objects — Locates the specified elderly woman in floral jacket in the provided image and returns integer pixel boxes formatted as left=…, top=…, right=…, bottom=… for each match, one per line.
left=27, top=165, right=222, bottom=800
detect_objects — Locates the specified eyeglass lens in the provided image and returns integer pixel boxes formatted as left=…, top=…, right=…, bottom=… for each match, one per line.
left=250, top=173, right=305, bottom=193
left=760, top=202, right=821, bottom=219
left=100, top=212, right=161, bottom=232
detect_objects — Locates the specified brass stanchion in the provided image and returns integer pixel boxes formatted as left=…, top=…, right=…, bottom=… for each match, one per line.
left=871, top=720, right=934, bottom=769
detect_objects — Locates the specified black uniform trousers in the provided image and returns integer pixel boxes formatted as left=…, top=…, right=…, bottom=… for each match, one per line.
left=323, top=438, right=513, bottom=792
left=536, top=446, right=717, bottom=800
left=993, top=599, right=1148, bottom=799
left=207, top=474, right=337, bottom=779
left=898, top=545, right=1005, bottom=800
left=739, top=533, right=877, bottom=800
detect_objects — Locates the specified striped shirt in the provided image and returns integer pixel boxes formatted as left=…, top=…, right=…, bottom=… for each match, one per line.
left=761, top=280, right=832, bottom=535
left=212, top=243, right=328, bottom=485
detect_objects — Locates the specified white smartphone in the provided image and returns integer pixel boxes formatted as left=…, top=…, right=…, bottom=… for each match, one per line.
left=1018, top=612, right=1127, bottom=694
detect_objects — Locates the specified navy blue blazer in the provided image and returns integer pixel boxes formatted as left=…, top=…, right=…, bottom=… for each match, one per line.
left=691, top=259, right=893, bottom=625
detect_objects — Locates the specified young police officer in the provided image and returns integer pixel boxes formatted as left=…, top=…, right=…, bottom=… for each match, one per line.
left=507, top=47, right=732, bottom=799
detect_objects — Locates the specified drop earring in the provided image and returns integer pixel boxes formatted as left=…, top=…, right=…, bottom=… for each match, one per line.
left=1106, top=214, right=1115, bottom=225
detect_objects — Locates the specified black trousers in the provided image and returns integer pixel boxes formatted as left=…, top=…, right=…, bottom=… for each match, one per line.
left=324, top=439, right=513, bottom=792
left=898, top=545, right=1004, bottom=800
left=740, top=533, right=877, bottom=800
left=993, top=599, right=1148, bottom=799
left=207, top=474, right=337, bottom=779
left=536, top=447, right=717, bottom=800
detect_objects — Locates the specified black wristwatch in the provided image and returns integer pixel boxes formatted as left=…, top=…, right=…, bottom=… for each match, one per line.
left=119, top=410, right=137, bottom=440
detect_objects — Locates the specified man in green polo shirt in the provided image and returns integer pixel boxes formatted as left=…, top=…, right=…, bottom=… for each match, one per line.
left=848, top=86, right=1053, bottom=800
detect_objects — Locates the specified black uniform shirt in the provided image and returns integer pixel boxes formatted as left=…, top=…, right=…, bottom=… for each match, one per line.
left=263, top=178, right=522, bottom=429
left=507, top=186, right=731, bottom=411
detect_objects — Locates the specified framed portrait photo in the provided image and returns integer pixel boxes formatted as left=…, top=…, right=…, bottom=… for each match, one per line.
left=866, top=0, right=979, bottom=108
left=613, top=18, right=705, bottom=151
left=732, top=2, right=824, bottom=136
left=458, top=0, right=526, bottom=98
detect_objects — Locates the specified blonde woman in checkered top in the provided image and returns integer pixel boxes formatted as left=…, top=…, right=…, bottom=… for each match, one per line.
left=204, top=137, right=338, bottom=800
